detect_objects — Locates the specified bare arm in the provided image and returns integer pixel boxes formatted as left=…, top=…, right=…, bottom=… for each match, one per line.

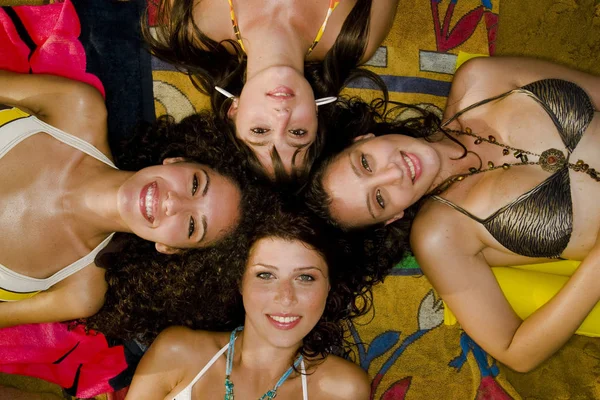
left=0, top=264, right=106, bottom=328
left=361, top=0, right=400, bottom=63
left=0, top=71, right=108, bottom=146
left=411, top=208, right=600, bottom=372
left=446, top=56, right=600, bottom=118
left=126, top=327, right=196, bottom=400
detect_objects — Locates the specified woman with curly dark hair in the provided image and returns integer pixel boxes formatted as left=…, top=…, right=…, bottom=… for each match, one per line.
left=144, top=0, right=396, bottom=181
left=305, top=57, right=600, bottom=372
left=0, top=70, right=254, bottom=328
left=124, top=200, right=387, bottom=399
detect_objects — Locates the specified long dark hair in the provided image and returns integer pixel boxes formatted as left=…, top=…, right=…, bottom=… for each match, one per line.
left=87, top=112, right=267, bottom=344
left=143, top=0, right=387, bottom=181
left=304, top=97, right=453, bottom=261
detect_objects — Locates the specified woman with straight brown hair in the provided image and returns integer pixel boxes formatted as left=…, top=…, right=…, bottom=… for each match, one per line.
left=145, top=0, right=397, bottom=181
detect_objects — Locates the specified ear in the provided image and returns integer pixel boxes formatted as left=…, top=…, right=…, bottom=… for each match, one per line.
left=155, top=242, right=183, bottom=255
left=384, top=211, right=404, bottom=226
left=227, top=98, right=239, bottom=120
left=353, top=133, right=375, bottom=142
left=162, top=157, right=187, bottom=165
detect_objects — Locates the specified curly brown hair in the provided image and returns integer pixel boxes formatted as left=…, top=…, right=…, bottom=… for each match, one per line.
left=236, top=196, right=391, bottom=361
left=87, top=112, right=269, bottom=344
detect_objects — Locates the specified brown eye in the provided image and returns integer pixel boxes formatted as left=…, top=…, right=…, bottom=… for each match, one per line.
left=188, top=216, right=195, bottom=238
left=376, top=190, right=385, bottom=209
left=289, top=129, right=307, bottom=136
left=191, top=174, right=198, bottom=195
left=251, top=128, right=270, bottom=134
left=361, top=154, right=372, bottom=172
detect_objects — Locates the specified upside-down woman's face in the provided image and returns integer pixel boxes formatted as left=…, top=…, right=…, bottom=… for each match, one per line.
left=322, top=134, right=441, bottom=228
left=241, top=237, right=330, bottom=349
left=228, top=66, right=318, bottom=178
left=117, top=159, right=242, bottom=252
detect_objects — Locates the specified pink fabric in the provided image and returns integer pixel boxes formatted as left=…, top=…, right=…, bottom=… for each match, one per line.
left=0, top=323, right=128, bottom=398
left=0, top=0, right=105, bottom=97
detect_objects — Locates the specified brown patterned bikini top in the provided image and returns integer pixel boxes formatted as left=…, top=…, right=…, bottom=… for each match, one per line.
left=431, top=79, right=595, bottom=258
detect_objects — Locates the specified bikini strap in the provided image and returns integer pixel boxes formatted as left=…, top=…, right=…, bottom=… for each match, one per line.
left=306, top=0, right=341, bottom=56
left=188, top=342, right=231, bottom=388
left=301, top=359, right=309, bottom=400
left=430, top=195, right=485, bottom=224
left=227, top=0, right=246, bottom=52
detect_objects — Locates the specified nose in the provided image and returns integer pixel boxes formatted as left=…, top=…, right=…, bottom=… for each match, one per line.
left=164, top=191, right=189, bottom=216
left=274, top=280, right=297, bottom=307
left=375, top=162, right=404, bottom=186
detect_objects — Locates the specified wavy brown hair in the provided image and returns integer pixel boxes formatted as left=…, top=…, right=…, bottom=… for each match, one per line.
left=87, top=112, right=268, bottom=344
left=236, top=196, right=392, bottom=362
left=304, top=97, right=455, bottom=264
left=142, top=0, right=387, bottom=181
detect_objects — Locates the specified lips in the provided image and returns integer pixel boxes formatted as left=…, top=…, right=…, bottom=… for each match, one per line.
left=266, top=86, right=295, bottom=100
left=139, top=181, right=158, bottom=223
left=400, top=152, right=422, bottom=182
left=267, top=314, right=302, bottom=330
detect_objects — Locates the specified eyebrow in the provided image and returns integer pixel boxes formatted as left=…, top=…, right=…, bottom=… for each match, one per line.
left=246, top=139, right=310, bottom=150
left=253, top=263, right=325, bottom=274
left=197, top=216, right=207, bottom=244
left=197, top=169, right=210, bottom=243
left=348, top=153, right=376, bottom=220
left=202, top=169, right=210, bottom=196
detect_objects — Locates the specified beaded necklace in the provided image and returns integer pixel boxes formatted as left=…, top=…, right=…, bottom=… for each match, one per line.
left=224, top=326, right=303, bottom=400
left=431, top=127, right=599, bottom=195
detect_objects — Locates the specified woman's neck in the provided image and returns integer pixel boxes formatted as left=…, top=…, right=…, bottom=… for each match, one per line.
left=242, top=17, right=311, bottom=80
left=62, top=167, right=134, bottom=239
left=425, top=132, right=481, bottom=194
left=235, top=325, right=302, bottom=381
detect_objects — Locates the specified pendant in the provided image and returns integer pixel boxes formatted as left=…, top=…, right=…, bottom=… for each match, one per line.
left=539, top=148, right=566, bottom=173
left=259, top=390, right=277, bottom=400
left=225, top=377, right=235, bottom=400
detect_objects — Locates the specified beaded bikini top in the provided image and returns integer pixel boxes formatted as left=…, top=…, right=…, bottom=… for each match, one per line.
left=431, top=79, right=595, bottom=258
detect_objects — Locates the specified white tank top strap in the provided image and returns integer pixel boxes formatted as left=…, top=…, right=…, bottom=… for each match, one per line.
left=190, top=342, right=230, bottom=387
left=301, top=359, right=309, bottom=400
left=0, top=233, right=115, bottom=296
left=0, top=110, right=116, bottom=169
left=171, top=342, right=230, bottom=400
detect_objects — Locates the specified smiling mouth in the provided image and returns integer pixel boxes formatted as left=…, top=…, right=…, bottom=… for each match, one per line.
left=139, top=181, right=158, bottom=223
left=266, top=86, right=295, bottom=100
left=267, top=314, right=302, bottom=330
left=400, top=152, right=416, bottom=182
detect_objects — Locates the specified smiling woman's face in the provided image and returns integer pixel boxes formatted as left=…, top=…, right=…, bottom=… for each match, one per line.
left=322, top=134, right=441, bottom=228
left=117, top=159, right=242, bottom=252
left=228, top=66, right=318, bottom=178
left=241, top=237, right=329, bottom=349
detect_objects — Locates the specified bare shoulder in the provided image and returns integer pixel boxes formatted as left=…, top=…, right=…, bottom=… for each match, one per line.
left=151, top=326, right=224, bottom=363
left=362, top=0, right=400, bottom=62
left=444, top=57, right=509, bottom=119
left=308, top=355, right=370, bottom=400
left=410, top=200, right=482, bottom=272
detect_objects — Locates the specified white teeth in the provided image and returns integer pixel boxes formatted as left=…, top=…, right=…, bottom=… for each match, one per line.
left=402, top=154, right=416, bottom=181
left=271, top=93, right=292, bottom=97
left=145, top=185, right=154, bottom=218
left=270, top=315, right=300, bottom=324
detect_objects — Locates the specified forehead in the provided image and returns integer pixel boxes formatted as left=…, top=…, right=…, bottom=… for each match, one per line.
left=247, top=237, right=327, bottom=271
left=322, top=149, right=373, bottom=228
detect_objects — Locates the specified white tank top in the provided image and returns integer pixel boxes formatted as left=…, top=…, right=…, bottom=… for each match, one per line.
left=172, top=343, right=309, bottom=400
left=0, top=108, right=117, bottom=301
